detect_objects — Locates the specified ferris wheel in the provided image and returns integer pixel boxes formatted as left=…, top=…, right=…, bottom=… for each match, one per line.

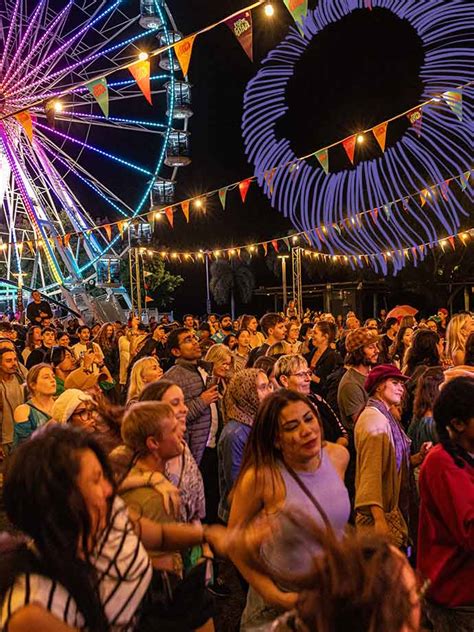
left=0, top=0, right=192, bottom=301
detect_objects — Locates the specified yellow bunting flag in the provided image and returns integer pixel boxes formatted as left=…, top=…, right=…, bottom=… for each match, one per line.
left=165, top=207, right=174, bottom=227
left=128, top=60, right=152, bottom=105
left=262, top=242, right=268, bottom=255
left=175, top=35, right=196, bottom=77
left=372, top=121, right=388, bottom=152
left=342, top=135, right=357, bottom=165
left=239, top=178, right=252, bottom=203
left=181, top=201, right=190, bottom=222
left=420, top=189, right=429, bottom=207
left=14, top=111, right=34, bottom=141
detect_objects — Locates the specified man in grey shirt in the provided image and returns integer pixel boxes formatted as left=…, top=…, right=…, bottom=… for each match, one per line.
left=0, top=347, right=25, bottom=458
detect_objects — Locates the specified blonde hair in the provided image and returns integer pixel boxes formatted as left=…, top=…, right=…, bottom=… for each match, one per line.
left=121, top=401, right=174, bottom=456
left=205, top=343, right=232, bottom=366
left=127, top=356, right=159, bottom=403
left=274, top=354, right=308, bottom=383
left=446, top=313, right=472, bottom=362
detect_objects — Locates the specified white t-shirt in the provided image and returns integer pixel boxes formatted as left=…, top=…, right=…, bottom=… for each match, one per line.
left=72, top=342, right=104, bottom=374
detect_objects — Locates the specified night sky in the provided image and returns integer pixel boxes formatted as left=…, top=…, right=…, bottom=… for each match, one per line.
left=155, top=0, right=426, bottom=315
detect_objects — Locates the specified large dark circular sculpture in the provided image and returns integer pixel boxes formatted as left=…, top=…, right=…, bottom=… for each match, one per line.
left=242, top=0, right=472, bottom=273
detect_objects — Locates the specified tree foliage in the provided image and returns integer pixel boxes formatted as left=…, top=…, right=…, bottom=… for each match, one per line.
left=143, top=258, right=184, bottom=308
left=210, top=258, right=255, bottom=307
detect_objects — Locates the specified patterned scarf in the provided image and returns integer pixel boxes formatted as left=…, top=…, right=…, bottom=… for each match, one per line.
left=367, top=397, right=410, bottom=471
left=223, top=368, right=262, bottom=427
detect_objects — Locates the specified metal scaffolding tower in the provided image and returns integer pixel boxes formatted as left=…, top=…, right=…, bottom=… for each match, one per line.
left=292, top=246, right=303, bottom=317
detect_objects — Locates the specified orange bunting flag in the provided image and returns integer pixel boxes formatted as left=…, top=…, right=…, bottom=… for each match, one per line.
left=406, top=106, right=422, bottom=136
left=117, top=221, right=125, bottom=238
left=164, top=207, right=174, bottom=227
left=372, top=121, right=388, bottom=152
left=104, top=224, right=112, bottom=240
left=303, top=232, right=312, bottom=246
left=342, top=135, right=357, bottom=165
left=63, top=234, right=71, bottom=248
left=175, top=35, right=196, bottom=77
left=239, top=178, right=252, bottom=203
left=54, top=236, right=63, bottom=249
left=314, top=149, right=329, bottom=174
left=271, top=240, right=279, bottom=253
left=14, top=111, right=34, bottom=141
left=262, top=242, right=268, bottom=255
left=371, top=208, right=379, bottom=222
left=420, top=189, right=428, bottom=207
left=181, top=201, right=190, bottom=222
left=128, top=60, right=152, bottom=105
left=145, top=296, right=154, bottom=303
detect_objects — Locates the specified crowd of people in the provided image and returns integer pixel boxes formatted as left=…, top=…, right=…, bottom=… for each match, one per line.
left=0, top=294, right=472, bottom=632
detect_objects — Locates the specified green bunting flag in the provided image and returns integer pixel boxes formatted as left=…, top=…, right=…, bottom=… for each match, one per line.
left=283, top=0, right=308, bottom=28
left=218, top=187, right=228, bottom=209
left=87, top=78, right=109, bottom=118
left=459, top=171, right=470, bottom=191
left=443, top=90, right=462, bottom=122
left=314, top=148, right=329, bottom=174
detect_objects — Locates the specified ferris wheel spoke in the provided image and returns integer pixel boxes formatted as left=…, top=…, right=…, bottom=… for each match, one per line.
left=36, top=110, right=167, bottom=134
left=1, top=2, right=73, bottom=95
left=0, top=0, right=21, bottom=75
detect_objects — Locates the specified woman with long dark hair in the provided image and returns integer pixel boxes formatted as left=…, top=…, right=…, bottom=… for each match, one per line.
left=0, top=425, right=227, bottom=631
left=305, top=321, right=342, bottom=399
left=390, top=326, right=414, bottom=370
left=418, top=376, right=474, bottom=631
left=94, top=322, right=119, bottom=379
left=229, top=390, right=350, bottom=630
left=407, top=367, right=444, bottom=453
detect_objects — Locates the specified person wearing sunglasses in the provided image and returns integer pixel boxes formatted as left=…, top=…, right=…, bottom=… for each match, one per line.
left=51, top=389, right=98, bottom=433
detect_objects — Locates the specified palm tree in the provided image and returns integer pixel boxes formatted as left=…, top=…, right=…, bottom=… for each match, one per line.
left=210, top=258, right=255, bottom=319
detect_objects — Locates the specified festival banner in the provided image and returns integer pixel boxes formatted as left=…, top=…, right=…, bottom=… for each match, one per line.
left=372, top=121, right=388, bottom=152
left=181, top=201, right=190, bottom=222
left=164, top=207, right=174, bottom=227
left=218, top=187, right=228, bottom=210
left=443, top=90, right=462, bottom=122
left=225, top=11, right=253, bottom=62
left=314, top=148, right=329, bottom=174
left=239, top=178, right=252, bottom=203
left=87, top=78, right=109, bottom=118
left=283, top=0, right=308, bottom=27
left=406, top=106, right=422, bottom=136
left=342, top=135, right=357, bottom=165
left=14, top=111, right=34, bottom=141
left=128, top=60, right=152, bottom=105
left=175, top=35, right=196, bottom=77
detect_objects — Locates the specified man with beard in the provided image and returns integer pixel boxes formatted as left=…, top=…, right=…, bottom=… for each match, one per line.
left=211, top=313, right=234, bottom=344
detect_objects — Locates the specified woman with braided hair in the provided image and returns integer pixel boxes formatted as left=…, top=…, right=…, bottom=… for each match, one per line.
left=417, top=376, right=474, bottom=632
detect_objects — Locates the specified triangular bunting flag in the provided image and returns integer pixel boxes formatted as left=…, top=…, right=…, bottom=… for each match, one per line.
left=264, top=168, right=277, bottom=193
left=87, top=78, right=109, bottom=118
left=420, top=189, right=428, bottom=207
left=14, top=111, right=34, bottom=141
left=164, top=207, right=174, bottom=227
left=236, top=248, right=241, bottom=258
left=334, top=223, right=342, bottom=235
left=443, top=90, right=462, bottom=122
left=365, top=0, right=373, bottom=9
left=447, top=236, right=455, bottom=250
left=44, top=100, right=56, bottom=128
left=128, top=60, right=152, bottom=105
left=371, top=208, right=379, bottom=222
left=175, top=35, right=196, bottom=77
left=283, top=237, right=290, bottom=250
left=372, top=121, right=388, bottom=152
left=440, top=180, right=450, bottom=201
left=218, top=188, right=228, bottom=210
left=271, top=240, right=279, bottom=253
left=145, top=296, right=154, bottom=303
left=283, top=0, right=308, bottom=27
left=314, top=148, right=329, bottom=174
left=459, top=171, right=470, bottom=191
left=262, top=242, right=268, bottom=255
left=402, top=198, right=409, bottom=211
left=63, top=234, right=71, bottom=248
left=54, top=235, right=63, bottom=248
left=419, top=244, right=425, bottom=255
left=181, top=201, right=190, bottom=222
left=117, top=221, right=125, bottom=238
left=103, top=224, right=112, bottom=241
left=383, top=204, right=391, bottom=220
left=315, top=227, right=323, bottom=241
left=342, top=135, right=357, bottom=165
left=406, top=106, right=422, bottom=136
left=239, top=178, right=252, bottom=203
left=303, top=232, right=312, bottom=245
left=225, top=11, right=253, bottom=62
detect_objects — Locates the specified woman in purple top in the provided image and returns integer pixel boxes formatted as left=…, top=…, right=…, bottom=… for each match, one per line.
left=229, top=390, right=350, bottom=631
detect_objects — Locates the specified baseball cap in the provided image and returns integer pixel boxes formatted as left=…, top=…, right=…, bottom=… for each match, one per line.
left=364, top=364, right=409, bottom=395
left=345, top=327, right=380, bottom=353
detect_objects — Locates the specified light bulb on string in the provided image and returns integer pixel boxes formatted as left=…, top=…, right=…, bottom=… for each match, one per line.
left=357, top=134, right=365, bottom=144
left=138, top=52, right=149, bottom=61
left=264, top=1, right=274, bottom=17
left=53, top=101, right=64, bottom=113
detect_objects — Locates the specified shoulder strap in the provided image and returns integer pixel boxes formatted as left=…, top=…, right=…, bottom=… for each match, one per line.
left=283, top=462, right=333, bottom=533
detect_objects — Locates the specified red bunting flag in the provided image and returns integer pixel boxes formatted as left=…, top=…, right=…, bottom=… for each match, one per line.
left=164, top=207, right=174, bottom=227
left=218, top=187, right=227, bottom=210
left=262, top=242, right=268, bottom=255
left=271, top=240, right=279, bottom=253
left=15, top=111, right=34, bottom=141
left=104, top=224, right=112, bottom=240
left=342, top=135, right=357, bottom=165
left=239, top=178, right=252, bottom=203
left=225, top=11, right=253, bottom=62
left=128, top=60, right=152, bottom=105
left=181, top=201, right=190, bottom=222
left=175, top=35, right=196, bottom=77
left=406, top=106, right=422, bottom=136
left=440, top=180, right=450, bottom=201
left=448, top=236, right=455, bottom=250
left=372, top=121, right=388, bottom=152
left=314, top=148, right=329, bottom=174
